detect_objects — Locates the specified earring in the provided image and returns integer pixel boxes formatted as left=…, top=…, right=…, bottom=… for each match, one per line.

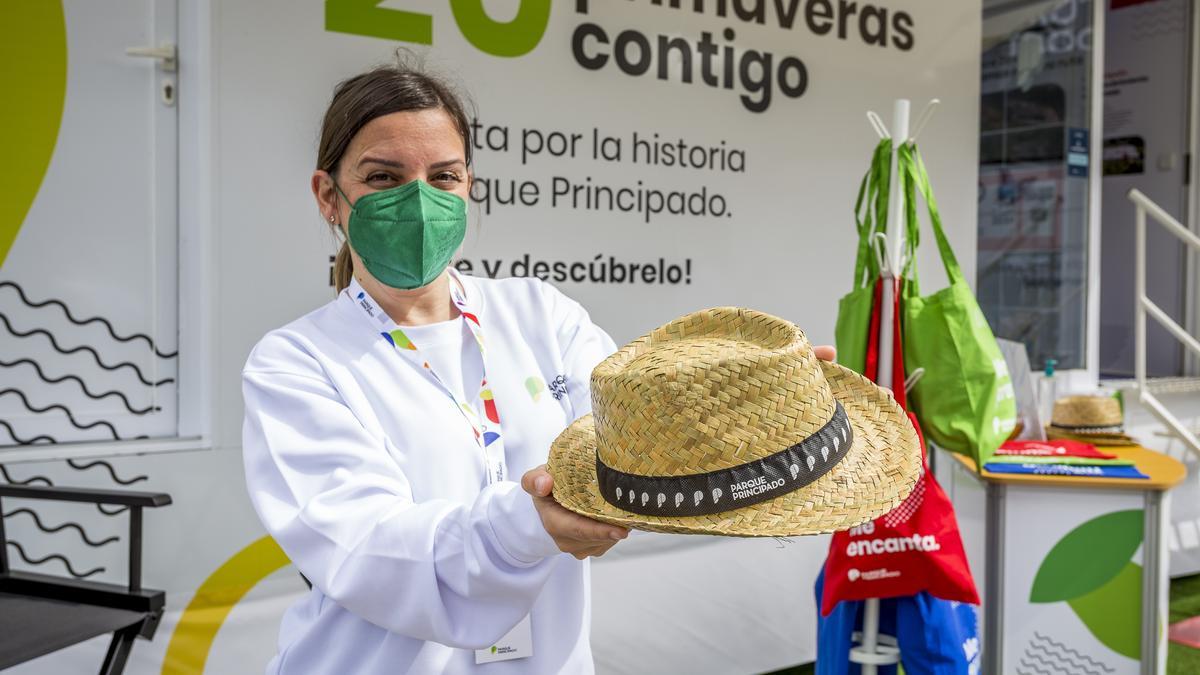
left=329, top=215, right=335, bottom=223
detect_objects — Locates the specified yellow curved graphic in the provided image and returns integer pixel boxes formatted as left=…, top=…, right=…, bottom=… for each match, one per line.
left=161, top=536, right=293, bottom=675
left=0, top=1, right=67, bottom=268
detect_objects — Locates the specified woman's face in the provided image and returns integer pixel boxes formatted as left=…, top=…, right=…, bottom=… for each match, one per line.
left=314, top=107, right=470, bottom=235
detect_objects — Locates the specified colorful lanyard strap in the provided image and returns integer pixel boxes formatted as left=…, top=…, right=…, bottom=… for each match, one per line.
left=348, top=269, right=507, bottom=484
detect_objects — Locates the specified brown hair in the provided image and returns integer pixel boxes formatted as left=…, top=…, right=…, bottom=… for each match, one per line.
left=318, top=58, right=474, bottom=292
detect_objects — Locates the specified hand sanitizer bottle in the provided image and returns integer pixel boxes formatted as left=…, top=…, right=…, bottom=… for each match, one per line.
left=1038, top=358, right=1058, bottom=435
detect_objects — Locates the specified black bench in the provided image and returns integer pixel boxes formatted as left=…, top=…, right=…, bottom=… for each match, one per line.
left=0, top=482, right=172, bottom=674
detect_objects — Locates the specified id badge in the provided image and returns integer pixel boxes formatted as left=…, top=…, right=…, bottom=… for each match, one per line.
left=485, top=452, right=506, bottom=485
left=474, top=615, right=532, bottom=664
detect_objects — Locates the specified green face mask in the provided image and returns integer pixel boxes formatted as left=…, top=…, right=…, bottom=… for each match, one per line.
left=335, top=179, right=468, bottom=290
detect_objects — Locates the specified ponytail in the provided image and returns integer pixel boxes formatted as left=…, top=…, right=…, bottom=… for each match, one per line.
left=333, top=240, right=354, bottom=293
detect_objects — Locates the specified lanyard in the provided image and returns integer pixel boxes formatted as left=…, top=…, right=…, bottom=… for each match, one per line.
left=348, top=270, right=507, bottom=485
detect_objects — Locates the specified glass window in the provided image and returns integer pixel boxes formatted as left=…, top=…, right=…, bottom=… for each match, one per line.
left=977, top=0, right=1096, bottom=371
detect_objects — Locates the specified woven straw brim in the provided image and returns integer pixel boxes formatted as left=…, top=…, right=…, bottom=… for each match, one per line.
left=1046, top=426, right=1137, bottom=446
left=547, top=361, right=922, bottom=537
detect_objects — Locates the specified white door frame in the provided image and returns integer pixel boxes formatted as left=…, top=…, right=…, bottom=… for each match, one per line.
left=175, top=0, right=216, bottom=448
left=1083, top=0, right=1106, bottom=389
left=1186, top=0, right=1200, bottom=377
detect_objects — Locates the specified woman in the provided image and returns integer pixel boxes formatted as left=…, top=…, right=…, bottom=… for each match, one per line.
left=243, top=61, right=838, bottom=674
left=242, top=63, right=629, bottom=674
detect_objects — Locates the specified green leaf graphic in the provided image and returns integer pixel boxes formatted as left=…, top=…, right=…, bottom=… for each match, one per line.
left=1030, top=510, right=1142, bottom=604
left=0, top=1, right=67, bottom=269
left=1067, top=561, right=1142, bottom=659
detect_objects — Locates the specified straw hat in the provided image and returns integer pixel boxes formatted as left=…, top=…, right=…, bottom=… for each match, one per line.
left=1046, top=395, right=1134, bottom=445
left=1050, top=395, right=1124, bottom=433
left=547, top=307, right=923, bottom=537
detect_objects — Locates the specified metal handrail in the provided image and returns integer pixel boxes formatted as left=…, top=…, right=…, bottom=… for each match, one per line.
left=1130, top=188, right=1200, bottom=457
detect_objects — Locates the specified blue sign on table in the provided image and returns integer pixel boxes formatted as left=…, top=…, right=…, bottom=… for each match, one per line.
left=983, top=462, right=1148, bottom=479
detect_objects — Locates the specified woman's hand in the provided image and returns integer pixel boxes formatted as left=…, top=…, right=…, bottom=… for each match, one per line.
left=522, top=466, right=628, bottom=560
left=813, top=344, right=836, bottom=362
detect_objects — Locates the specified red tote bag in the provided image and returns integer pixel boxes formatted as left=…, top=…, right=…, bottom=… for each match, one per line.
left=821, top=278, right=979, bottom=615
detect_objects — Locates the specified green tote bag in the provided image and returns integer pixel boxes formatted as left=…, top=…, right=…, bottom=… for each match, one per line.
left=834, top=139, right=892, bottom=374
left=898, top=144, right=1017, bottom=467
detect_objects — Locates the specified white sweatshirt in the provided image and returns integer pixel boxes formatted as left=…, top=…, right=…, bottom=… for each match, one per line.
left=242, top=274, right=616, bottom=674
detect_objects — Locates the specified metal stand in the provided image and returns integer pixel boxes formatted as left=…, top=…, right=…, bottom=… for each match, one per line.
left=848, top=98, right=918, bottom=674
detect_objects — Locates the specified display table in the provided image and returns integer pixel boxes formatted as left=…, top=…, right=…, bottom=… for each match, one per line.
left=938, top=445, right=1186, bottom=675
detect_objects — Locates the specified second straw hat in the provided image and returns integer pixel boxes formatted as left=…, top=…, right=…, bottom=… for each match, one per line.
left=1047, top=394, right=1134, bottom=445
left=1049, top=395, right=1124, bottom=433
left=548, top=307, right=923, bottom=537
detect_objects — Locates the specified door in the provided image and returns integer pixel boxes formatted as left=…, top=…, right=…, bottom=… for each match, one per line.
left=0, top=0, right=179, bottom=451
left=1098, top=0, right=1192, bottom=378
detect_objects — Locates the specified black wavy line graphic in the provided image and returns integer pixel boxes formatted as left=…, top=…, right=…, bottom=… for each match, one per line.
left=0, top=464, right=54, bottom=486
left=0, top=280, right=178, bottom=358
left=66, top=458, right=147, bottom=485
left=1022, top=648, right=1076, bottom=675
left=0, top=314, right=175, bottom=387
left=6, top=540, right=104, bottom=579
left=0, top=420, right=57, bottom=445
left=0, top=358, right=159, bottom=415
left=0, top=389, right=120, bottom=439
left=2, top=508, right=119, bottom=547
left=0, top=418, right=147, bottom=447
left=1028, top=642, right=1101, bottom=675
left=96, top=504, right=128, bottom=517
left=1033, top=633, right=1115, bottom=672
left=1018, top=658, right=1053, bottom=675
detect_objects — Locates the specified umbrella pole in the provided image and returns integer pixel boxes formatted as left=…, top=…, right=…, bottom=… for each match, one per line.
left=851, top=98, right=909, bottom=675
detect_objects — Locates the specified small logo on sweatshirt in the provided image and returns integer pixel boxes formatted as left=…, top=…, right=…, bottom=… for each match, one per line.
left=548, top=375, right=568, bottom=401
